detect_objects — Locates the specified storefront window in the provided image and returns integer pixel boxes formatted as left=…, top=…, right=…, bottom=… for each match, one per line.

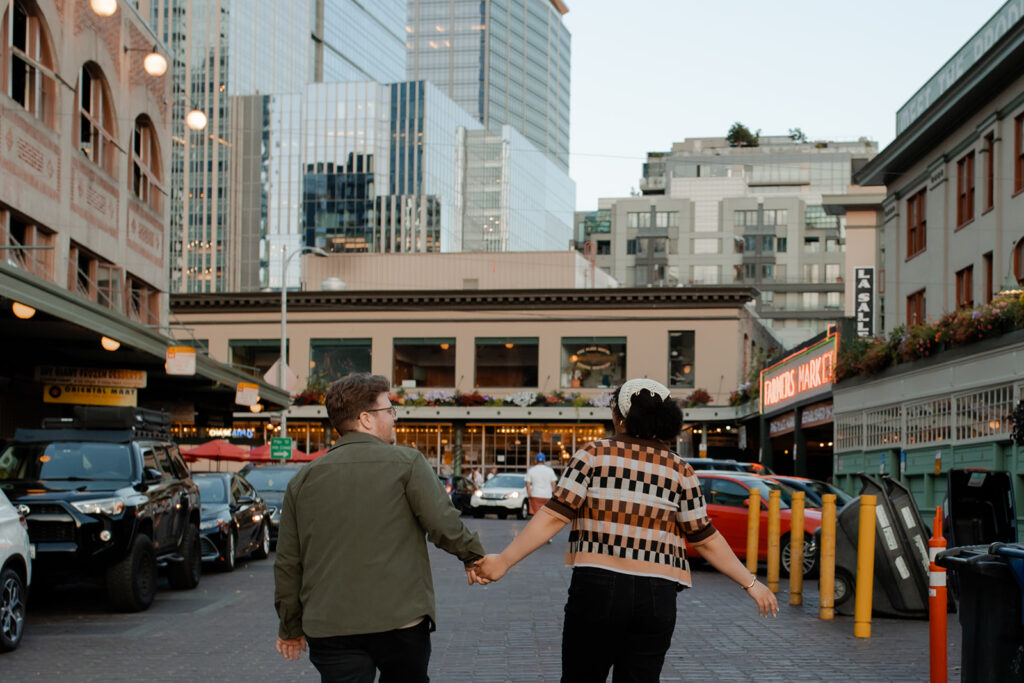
left=310, top=339, right=371, bottom=380
left=474, top=338, right=538, bottom=387
left=561, top=337, right=626, bottom=388
left=229, top=339, right=286, bottom=378
left=668, top=331, right=695, bottom=388
left=393, top=338, right=455, bottom=388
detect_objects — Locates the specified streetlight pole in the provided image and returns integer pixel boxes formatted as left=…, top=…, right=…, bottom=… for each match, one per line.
left=279, top=245, right=329, bottom=439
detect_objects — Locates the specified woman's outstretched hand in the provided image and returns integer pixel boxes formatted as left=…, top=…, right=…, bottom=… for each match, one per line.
left=746, top=580, right=778, bottom=617
left=473, top=554, right=511, bottom=582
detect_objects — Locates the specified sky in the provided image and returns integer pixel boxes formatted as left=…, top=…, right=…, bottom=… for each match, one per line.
left=562, top=0, right=1008, bottom=210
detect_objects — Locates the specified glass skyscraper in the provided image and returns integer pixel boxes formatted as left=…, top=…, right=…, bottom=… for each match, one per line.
left=406, top=0, right=571, bottom=172
left=144, top=0, right=408, bottom=292
left=233, top=81, right=483, bottom=290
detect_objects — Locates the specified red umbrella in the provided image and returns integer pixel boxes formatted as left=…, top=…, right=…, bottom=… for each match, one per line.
left=180, top=439, right=249, bottom=461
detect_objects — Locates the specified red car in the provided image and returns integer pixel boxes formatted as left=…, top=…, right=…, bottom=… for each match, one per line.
left=687, top=471, right=821, bottom=577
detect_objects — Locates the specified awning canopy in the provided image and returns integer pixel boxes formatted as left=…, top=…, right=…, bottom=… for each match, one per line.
left=0, top=263, right=288, bottom=429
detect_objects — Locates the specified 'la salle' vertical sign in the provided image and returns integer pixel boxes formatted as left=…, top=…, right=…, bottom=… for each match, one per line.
left=855, top=267, right=874, bottom=337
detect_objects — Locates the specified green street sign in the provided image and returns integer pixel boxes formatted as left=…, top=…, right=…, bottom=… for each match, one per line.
left=270, top=437, right=293, bottom=460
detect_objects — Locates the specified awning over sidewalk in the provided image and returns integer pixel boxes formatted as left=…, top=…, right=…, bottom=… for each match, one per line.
left=0, top=263, right=288, bottom=430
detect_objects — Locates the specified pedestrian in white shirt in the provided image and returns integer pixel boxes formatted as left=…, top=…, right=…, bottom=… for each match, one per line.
left=470, top=468, right=484, bottom=489
left=525, top=453, right=559, bottom=517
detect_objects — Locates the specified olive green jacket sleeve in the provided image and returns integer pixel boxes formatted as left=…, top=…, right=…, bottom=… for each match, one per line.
left=405, top=452, right=485, bottom=564
left=273, top=475, right=304, bottom=639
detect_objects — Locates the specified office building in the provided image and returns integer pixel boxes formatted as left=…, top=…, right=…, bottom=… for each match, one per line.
left=141, top=0, right=408, bottom=292
left=406, top=0, right=571, bottom=172
left=579, top=135, right=879, bottom=347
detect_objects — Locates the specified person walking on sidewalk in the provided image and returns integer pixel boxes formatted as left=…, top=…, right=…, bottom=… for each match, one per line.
left=524, top=452, right=558, bottom=517
left=274, top=373, right=487, bottom=682
left=473, top=378, right=778, bottom=683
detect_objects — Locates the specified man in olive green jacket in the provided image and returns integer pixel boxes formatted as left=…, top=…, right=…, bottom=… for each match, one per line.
left=274, top=373, right=486, bottom=682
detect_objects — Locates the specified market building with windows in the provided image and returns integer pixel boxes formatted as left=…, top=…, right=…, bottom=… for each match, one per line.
left=169, top=286, right=777, bottom=473
left=835, top=0, right=1024, bottom=533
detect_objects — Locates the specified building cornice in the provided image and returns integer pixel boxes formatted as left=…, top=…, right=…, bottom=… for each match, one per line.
left=171, top=287, right=759, bottom=313
left=856, top=16, right=1024, bottom=187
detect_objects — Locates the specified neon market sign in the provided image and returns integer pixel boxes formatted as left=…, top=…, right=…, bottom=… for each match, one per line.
left=760, top=332, right=838, bottom=413
left=571, top=346, right=614, bottom=371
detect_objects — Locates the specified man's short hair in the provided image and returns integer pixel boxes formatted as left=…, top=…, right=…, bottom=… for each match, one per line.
left=325, top=373, right=391, bottom=433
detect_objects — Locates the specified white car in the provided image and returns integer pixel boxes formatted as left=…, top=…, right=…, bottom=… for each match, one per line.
left=0, top=488, right=31, bottom=652
left=470, top=473, right=530, bottom=519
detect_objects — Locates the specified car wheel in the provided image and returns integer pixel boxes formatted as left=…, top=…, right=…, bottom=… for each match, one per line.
left=168, top=524, right=202, bottom=589
left=0, top=567, right=26, bottom=652
left=106, top=533, right=157, bottom=612
left=517, top=500, right=529, bottom=520
left=780, top=533, right=819, bottom=578
left=252, top=522, right=271, bottom=559
left=833, top=568, right=855, bottom=608
left=219, top=531, right=237, bottom=573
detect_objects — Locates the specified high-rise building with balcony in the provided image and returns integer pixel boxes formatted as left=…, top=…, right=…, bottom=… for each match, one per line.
left=579, top=136, right=878, bottom=347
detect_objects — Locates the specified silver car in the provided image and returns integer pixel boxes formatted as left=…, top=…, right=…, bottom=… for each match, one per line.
left=0, top=488, right=31, bottom=652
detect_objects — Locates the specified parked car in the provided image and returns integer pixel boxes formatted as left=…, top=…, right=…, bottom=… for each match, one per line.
left=194, top=473, right=270, bottom=571
left=762, top=475, right=853, bottom=509
left=682, top=458, right=774, bottom=475
left=0, top=407, right=202, bottom=612
left=0, top=488, right=31, bottom=652
left=688, top=470, right=821, bottom=577
left=470, top=473, right=530, bottom=519
left=241, top=463, right=305, bottom=545
left=440, top=475, right=476, bottom=514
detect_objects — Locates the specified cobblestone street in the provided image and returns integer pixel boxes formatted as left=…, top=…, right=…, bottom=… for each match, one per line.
left=6, top=517, right=961, bottom=681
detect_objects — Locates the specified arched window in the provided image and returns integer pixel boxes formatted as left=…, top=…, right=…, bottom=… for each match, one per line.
left=77, top=63, right=117, bottom=176
left=2, top=0, right=57, bottom=127
left=132, top=115, right=162, bottom=212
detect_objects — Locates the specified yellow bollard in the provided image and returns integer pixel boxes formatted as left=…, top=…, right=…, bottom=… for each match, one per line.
left=766, top=489, right=781, bottom=592
left=745, top=488, right=761, bottom=574
left=789, top=491, right=805, bottom=606
left=819, top=493, right=837, bottom=620
left=854, top=494, right=877, bottom=638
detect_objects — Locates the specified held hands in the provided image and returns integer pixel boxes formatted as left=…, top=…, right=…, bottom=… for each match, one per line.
left=745, top=580, right=779, bottom=617
left=472, top=554, right=510, bottom=582
left=276, top=636, right=307, bottom=661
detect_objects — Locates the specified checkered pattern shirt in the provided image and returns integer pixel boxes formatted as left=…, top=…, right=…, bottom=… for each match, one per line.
left=544, top=434, right=717, bottom=587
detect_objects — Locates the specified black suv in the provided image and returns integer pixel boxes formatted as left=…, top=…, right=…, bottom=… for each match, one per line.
left=0, top=406, right=202, bottom=611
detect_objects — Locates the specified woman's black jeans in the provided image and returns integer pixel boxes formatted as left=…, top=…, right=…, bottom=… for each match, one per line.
left=561, top=567, right=678, bottom=683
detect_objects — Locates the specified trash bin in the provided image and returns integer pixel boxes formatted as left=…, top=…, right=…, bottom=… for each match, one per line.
left=831, top=473, right=931, bottom=617
left=936, top=543, right=1024, bottom=682
left=943, top=469, right=1018, bottom=547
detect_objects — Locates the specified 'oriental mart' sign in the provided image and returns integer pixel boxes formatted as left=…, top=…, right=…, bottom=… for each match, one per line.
left=759, top=332, right=838, bottom=414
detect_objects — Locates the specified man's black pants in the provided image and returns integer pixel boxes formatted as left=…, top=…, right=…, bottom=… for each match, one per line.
left=306, top=619, right=431, bottom=683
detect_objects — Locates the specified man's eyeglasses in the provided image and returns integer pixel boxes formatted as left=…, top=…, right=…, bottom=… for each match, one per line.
left=365, top=405, right=397, bottom=418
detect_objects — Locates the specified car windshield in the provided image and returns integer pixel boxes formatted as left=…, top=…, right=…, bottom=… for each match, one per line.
left=0, top=442, right=133, bottom=481
left=243, top=467, right=299, bottom=492
left=483, top=474, right=525, bottom=489
left=809, top=480, right=853, bottom=506
left=744, top=478, right=793, bottom=509
left=195, top=476, right=228, bottom=504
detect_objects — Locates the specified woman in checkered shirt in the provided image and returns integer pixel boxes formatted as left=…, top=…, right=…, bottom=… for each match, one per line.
left=473, top=378, right=777, bottom=682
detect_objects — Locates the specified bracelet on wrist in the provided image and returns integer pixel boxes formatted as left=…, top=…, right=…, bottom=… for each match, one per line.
left=742, top=575, right=757, bottom=590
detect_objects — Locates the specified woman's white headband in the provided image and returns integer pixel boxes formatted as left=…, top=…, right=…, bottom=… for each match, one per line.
left=615, top=378, right=671, bottom=417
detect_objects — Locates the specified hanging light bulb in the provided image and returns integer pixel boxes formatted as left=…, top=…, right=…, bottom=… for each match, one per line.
left=185, top=109, right=208, bottom=131
left=90, top=0, right=117, bottom=17
left=12, top=302, right=36, bottom=319
left=143, top=51, right=168, bottom=77
left=100, top=336, right=121, bottom=351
